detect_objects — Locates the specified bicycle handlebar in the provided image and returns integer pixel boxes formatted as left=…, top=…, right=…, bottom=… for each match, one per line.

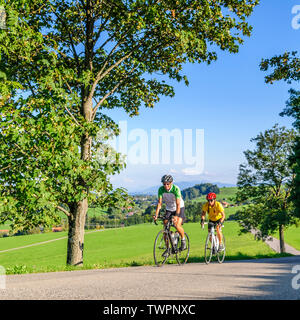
left=201, top=221, right=224, bottom=230
left=153, top=215, right=163, bottom=225
left=153, top=214, right=174, bottom=226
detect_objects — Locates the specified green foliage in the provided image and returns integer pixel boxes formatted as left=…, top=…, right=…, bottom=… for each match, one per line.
left=183, top=200, right=203, bottom=222
left=0, top=0, right=259, bottom=264
left=236, top=125, right=297, bottom=240
left=6, top=264, right=30, bottom=275
left=260, top=51, right=300, bottom=219
left=260, top=51, right=300, bottom=84
left=181, top=183, right=220, bottom=200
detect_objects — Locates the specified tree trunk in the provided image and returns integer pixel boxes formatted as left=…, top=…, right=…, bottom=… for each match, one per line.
left=67, top=0, right=94, bottom=262
left=279, top=224, right=285, bottom=254
left=66, top=129, right=91, bottom=266
left=67, top=199, right=88, bottom=266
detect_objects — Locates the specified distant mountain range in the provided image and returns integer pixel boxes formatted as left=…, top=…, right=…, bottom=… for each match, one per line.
left=130, top=180, right=236, bottom=195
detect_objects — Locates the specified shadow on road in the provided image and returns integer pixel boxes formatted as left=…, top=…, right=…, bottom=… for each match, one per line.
left=201, top=256, right=300, bottom=300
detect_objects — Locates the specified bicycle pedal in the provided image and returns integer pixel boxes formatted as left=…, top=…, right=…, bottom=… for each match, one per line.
left=162, top=249, right=170, bottom=257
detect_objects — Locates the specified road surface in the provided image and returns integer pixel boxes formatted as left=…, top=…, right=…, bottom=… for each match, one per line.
left=1, top=256, right=300, bottom=300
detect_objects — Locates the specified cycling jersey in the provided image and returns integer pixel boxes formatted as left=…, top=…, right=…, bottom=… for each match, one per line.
left=202, top=201, right=224, bottom=221
left=158, top=184, right=184, bottom=211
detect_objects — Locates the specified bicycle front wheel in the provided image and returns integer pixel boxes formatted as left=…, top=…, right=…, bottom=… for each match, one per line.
left=176, top=232, right=190, bottom=265
left=217, top=235, right=226, bottom=264
left=204, top=234, right=213, bottom=264
left=153, top=230, right=168, bottom=267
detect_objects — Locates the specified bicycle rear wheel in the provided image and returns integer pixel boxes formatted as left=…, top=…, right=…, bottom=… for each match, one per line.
left=217, top=235, right=226, bottom=264
left=153, top=230, right=169, bottom=267
left=176, top=232, right=190, bottom=265
left=204, top=234, right=213, bottom=264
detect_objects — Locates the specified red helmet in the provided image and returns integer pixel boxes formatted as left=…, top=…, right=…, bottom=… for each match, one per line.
left=206, top=192, right=216, bottom=200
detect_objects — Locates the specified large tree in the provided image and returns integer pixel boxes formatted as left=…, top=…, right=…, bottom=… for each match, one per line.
left=0, top=0, right=259, bottom=266
left=260, top=51, right=300, bottom=219
left=236, top=125, right=297, bottom=253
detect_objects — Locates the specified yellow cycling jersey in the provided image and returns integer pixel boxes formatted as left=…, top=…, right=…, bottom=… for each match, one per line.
left=202, top=201, right=224, bottom=221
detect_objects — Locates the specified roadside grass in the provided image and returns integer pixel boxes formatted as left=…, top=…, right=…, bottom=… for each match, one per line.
left=0, top=221, right=290, bottom=275
left=271, top=223, right=300, bottom=251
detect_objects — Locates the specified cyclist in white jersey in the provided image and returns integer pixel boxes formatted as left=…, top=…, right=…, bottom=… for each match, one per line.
left=154, top=175, right=186, bottom=250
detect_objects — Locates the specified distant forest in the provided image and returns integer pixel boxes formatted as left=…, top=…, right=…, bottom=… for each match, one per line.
left=181, top=183, right=220, bottom=200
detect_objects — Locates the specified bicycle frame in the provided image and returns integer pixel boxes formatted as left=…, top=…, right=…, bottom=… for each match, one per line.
left=154, top=215, right=190, bottom=266
left=161, top=217, right=179, bottom=253
left=203, top=222, right=225, bottom=264
left=209, top=225, right=219, bottom=253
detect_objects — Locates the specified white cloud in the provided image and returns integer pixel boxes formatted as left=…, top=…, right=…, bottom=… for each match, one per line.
left=181, top=167, right=203, bottom=176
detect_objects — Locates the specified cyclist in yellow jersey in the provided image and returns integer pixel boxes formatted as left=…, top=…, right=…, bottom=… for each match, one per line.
left=201, top=192, right=225, bottom=251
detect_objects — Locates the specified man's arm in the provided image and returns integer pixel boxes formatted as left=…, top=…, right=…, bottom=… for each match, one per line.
left=218, top=202, right=225, bottom=224
left=154, top=197, right=162, bottom=220
left=220, top=211, right=225, bottom=224
left=201, top=211, right=206, bottom=222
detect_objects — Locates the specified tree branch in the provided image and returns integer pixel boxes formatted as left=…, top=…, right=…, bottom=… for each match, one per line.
left=92, top=62, right=139, bottom=120
left=64, top=105, right=82, bottom=127
left=0, top=164, right=11, bottom=172
left=50, top=5, right=81, bottom=73
left=56, top=205, right=71, bottom=217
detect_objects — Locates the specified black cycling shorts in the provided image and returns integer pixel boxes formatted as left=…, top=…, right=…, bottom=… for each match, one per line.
left=208, top=219, right=222, bottom=231
left=165, top=207, right=186, bottom=224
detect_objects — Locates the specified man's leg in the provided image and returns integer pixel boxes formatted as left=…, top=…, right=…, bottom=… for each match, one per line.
left=208, top=221, right=213, bottom=242
left=216, top=224, right=224, bottom=250
left=173, top=217, right=184, bottom=239
left=173, top=217, right=186, bottom=250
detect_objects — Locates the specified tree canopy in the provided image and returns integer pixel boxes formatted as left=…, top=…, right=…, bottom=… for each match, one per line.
left=0, top=0, right=260, bottom=265
left=260, top=51, right=300, bottom=219
left=181, top=183, right=219, bottom=200
left=236, top=125, right=297, bottom=253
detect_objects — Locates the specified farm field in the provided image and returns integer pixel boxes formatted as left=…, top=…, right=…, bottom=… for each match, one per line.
left=0, top=221, right=289, bottom=274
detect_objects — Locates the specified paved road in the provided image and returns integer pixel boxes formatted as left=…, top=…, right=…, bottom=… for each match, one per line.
left=1, top=256, right=300, bottom=300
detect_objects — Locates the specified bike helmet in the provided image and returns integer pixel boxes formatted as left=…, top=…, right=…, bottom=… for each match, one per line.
left=161, top=174, right=173, bottom=184
left=206, top=192, right=216, bottom=200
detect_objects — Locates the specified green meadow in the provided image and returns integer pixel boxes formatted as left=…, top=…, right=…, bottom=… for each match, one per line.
left=0, top=186, right=298, bottom=274
left=0, top=221, right=291, bottom=274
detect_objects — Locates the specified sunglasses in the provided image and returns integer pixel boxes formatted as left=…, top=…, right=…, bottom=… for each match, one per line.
left=163, top=183, right=171, bottom=186
left=208, top=199, right=215, bottom=202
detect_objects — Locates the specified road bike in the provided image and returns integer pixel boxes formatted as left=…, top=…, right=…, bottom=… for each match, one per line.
left=202, top=222, right=226, bottom=264
left=153, top=215, right=190, bottom=267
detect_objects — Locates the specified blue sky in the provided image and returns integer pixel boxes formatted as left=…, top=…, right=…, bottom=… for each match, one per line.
left=104, top=0, right=300, bottom=192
